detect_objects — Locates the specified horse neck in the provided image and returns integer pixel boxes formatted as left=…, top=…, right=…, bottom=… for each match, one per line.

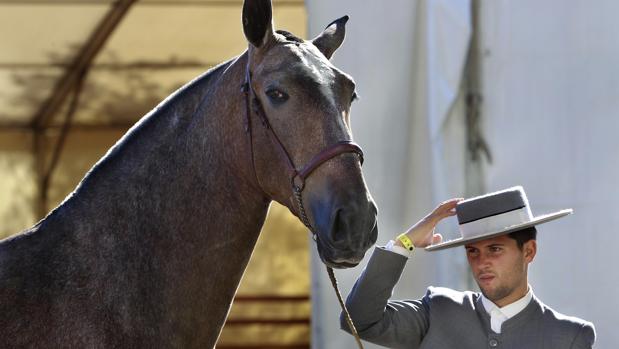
left=42, top=53, right=270, bottom=323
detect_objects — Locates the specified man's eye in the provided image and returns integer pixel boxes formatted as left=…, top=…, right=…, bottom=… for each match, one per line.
left=490, top=247, right=502, bottom=253
left=265, top=89, right=289, bottom=104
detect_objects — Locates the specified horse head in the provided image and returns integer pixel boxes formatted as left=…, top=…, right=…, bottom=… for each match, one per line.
left=241, top=0, right=378, bottom=268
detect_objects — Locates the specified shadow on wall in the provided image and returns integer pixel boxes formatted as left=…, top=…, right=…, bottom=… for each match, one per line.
left=7, top=49, right=197, bottom=126
left=0, top=47, right=202, bottom=238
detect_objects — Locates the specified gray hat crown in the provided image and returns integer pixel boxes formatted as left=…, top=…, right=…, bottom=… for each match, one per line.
left=457, top=186, right=528, bottom=225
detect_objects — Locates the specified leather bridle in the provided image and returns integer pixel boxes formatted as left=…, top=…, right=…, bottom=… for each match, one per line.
left=241, top=67, right=364, bottom=228
left=242, top=63, right=366, bottom=348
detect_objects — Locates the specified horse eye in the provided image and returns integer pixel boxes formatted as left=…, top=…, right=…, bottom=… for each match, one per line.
left=351, top=91, right=359, bottom=102
left=265, top=88, right=289, bottom=104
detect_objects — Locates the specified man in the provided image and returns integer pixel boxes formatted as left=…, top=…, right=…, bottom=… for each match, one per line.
left=341, top=186, right=595, bottom=348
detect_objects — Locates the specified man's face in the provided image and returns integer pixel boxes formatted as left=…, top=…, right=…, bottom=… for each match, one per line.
left=465, top=235, right=536, bottom=307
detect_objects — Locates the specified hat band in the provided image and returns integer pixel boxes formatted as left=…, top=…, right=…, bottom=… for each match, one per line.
left=459, top=206, right=533, bottom=239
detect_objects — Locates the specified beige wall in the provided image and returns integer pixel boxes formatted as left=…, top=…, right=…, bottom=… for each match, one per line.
left=0, top=130, right=37, bottom=237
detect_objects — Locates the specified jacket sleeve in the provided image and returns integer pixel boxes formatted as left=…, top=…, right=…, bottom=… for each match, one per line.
left=570, top=322, right=596, bottom=349
left=340, top=246, right=431, bottom=349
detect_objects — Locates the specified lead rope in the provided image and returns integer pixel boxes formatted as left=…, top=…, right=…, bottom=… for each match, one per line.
left=293, top=187, right=365, bottom=349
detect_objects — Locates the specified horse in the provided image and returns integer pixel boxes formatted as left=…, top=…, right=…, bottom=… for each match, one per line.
left=0, top=0, right=378, bottom=347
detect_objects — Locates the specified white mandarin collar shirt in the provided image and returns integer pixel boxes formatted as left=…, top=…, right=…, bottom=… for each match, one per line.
left=481, top=286, right=533, bottom=334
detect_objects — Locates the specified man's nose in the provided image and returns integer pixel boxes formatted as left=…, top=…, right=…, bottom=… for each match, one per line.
left=478, top=252, right=492, bottom=267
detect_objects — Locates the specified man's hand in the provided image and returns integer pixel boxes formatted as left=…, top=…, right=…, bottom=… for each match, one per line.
left=395, top=198, right=462, bottom=249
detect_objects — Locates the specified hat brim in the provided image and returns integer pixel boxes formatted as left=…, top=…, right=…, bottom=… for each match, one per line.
left=425, top=209, right=573, bottom=252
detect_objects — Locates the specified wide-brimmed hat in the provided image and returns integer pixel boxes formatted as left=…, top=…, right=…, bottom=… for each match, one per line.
left=425, top=186, right=572, bottom=251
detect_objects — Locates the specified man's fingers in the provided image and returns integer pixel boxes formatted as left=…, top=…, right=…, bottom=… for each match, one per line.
left=436, top=198, right=463, bottom=212
left=437, top=199, right=462, bottom=215
left=441, top=208, right=457, bottom=217
left=432, top=233, right=443, bottom=244
left=445, top=198, right=464, bottom=207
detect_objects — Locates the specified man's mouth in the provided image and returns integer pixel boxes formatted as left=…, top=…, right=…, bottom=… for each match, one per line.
left=478, top=273, right=496, bottom=284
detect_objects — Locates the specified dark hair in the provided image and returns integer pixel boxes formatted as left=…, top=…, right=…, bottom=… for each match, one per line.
left=507, top=226, right=537, bottom=249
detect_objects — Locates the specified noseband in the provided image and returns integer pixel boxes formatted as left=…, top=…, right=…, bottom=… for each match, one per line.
left=242, top=63, right=366, bottom=349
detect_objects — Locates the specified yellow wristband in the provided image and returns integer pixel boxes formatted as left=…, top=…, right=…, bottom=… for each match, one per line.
left=397, top=233, right=415, bottom=252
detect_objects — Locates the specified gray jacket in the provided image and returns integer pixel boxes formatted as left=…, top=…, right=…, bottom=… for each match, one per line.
left=341, top=247, right=595, bottom=349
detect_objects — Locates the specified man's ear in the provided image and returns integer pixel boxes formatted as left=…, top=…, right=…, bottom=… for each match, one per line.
left=311, top=15, right=349, bottom=59
left=242, top=0, right=275, bottom=49
left=523, top=240, right=537, bottom=263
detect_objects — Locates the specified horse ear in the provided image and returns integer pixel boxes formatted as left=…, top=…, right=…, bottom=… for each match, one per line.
left=242, top=0, right=274, bottom=49
left=311, top=15, right=349, bottom=59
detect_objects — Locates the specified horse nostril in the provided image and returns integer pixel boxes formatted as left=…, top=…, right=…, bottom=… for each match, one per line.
left=331, top=209, right=346, bottom=243
left=330, top=208, right=362, bottom=249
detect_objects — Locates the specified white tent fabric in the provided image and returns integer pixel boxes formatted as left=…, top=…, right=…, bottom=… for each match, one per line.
left=309, top=0, right=617, bottom=347
left=404, top=0, right=472, bottom=290
left=480, top=1, right=619, bottom=347
left=306, top=1, right=471, bottom=348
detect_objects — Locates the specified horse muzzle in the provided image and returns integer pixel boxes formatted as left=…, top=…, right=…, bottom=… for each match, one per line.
left=311, top=197, right=379, bottom=269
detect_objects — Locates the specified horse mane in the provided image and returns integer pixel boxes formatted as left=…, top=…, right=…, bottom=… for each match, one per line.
left=276, top=30, right=304, bottom=43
